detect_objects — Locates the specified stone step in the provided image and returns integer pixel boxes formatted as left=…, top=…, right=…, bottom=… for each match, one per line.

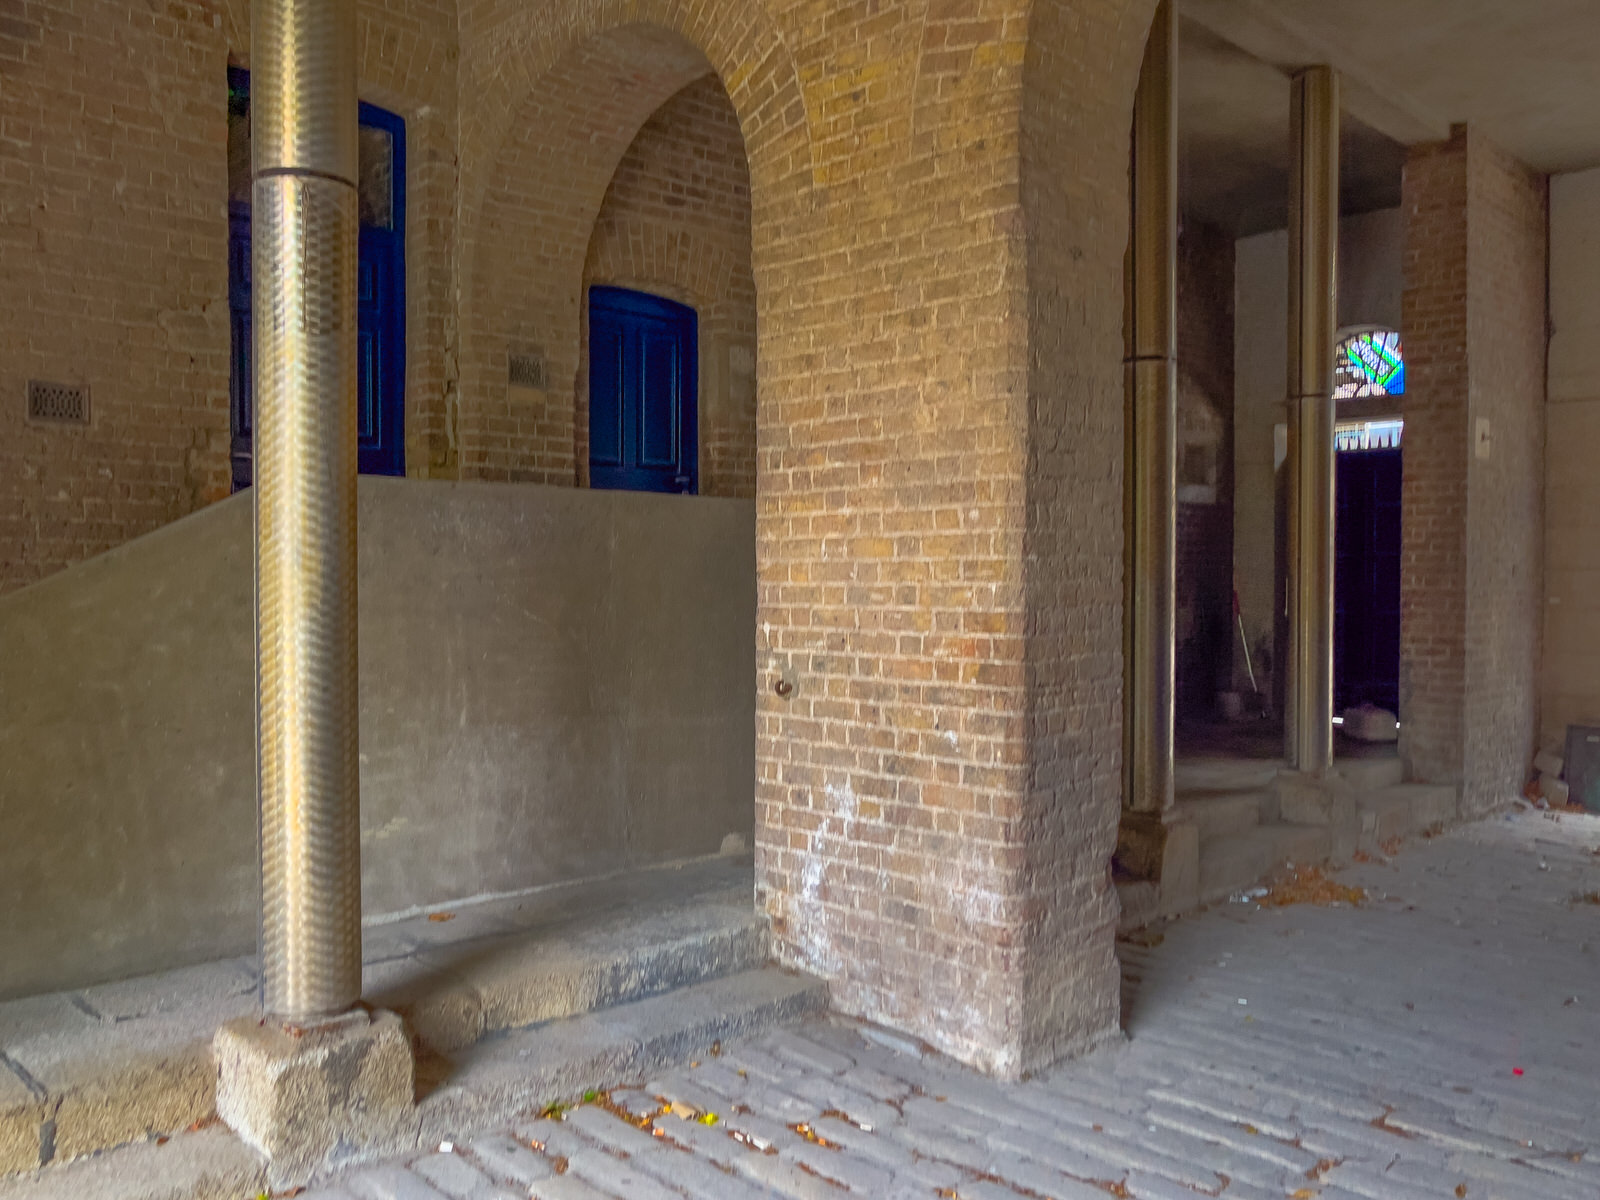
left=1198, top=823, right=1333, bottom=905
left=0, top=856, right=769, bottom=1179
left=1359, top=783, right=1458, bottom=849
left=1175, top=758, right=1282, bottom=793
left=414, top=965, right=828, bottom=1148
left=0, top=1127, right=265, bottom=1200
left=366, top=886, right=770, bottom=1054
left=1176, top=790, right=1268, bottom=840
left=0, top=967, right=827, bottom=1200
left=1338, top=755, right=1406, bottom=790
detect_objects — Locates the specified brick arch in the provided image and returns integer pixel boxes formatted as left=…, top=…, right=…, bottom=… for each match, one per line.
left=577, top=71, right=757, bottom=498
left=457, top=0, right=813, bottom=230
left=456, top=8, right=805, bottom=483
left=586, top=219, right=743, bottom=319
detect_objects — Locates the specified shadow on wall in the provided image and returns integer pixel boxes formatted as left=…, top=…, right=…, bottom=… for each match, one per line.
left=0, top=478, right=756, bottom=1000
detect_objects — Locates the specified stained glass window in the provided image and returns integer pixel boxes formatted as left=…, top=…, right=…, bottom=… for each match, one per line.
left=1334, top=328, right=1404, bottom=400
left=1334, top=419, right=1403, bottom=452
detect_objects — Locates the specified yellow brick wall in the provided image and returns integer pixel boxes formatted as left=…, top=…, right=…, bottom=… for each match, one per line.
left=0, top=0, right=231, bottom=593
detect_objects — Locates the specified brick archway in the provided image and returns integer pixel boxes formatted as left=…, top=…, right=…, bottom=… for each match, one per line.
left=454, top=0, right=1166, bottom=1079
left=454, top=0, right=814, bottom=482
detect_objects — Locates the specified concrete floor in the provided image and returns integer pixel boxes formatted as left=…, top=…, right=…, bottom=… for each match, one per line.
left=307, top=807, right=1600, bottom=1200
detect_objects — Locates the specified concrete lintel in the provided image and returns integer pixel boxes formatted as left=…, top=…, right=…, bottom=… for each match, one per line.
left=1183, top=0, right=1450, bottom=148
left=214, top=1008, right=415, bottom=1190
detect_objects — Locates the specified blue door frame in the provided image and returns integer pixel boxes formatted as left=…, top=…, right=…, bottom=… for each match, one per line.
left=588, top=287, right=699, bottom=494
left=227, top=67, right=406, bottom=489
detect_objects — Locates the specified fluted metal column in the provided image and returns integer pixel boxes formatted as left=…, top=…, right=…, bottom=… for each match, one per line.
left=253, top=0, right=362, bottom=1021
left=1285, top=68, right=1339, bottom=774
left=1123, top=0, right=1177, bottom=815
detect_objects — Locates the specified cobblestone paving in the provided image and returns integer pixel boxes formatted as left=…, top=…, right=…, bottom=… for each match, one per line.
left=316, top=810, right=1600, bottom=1199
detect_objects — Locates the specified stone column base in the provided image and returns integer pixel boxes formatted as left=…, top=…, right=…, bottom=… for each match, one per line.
left=1275, top=769, right=1360, bottom=863
left=1116, top=809, right=1200, bottom=918
left=214, top=1008, right=415, bottom=1189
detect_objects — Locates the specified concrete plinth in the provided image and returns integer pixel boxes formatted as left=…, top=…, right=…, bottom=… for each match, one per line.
left=1116, top=810, right=1200, bottom=917
left=213, top=1008, right=414, bottom=1189
left=1275, top=770, right=1359, bottom=862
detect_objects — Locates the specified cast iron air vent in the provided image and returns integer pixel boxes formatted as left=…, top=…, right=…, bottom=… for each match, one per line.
left=508, top=352, right=546, bottom=390
left=27, top=380, right=90, bottom=425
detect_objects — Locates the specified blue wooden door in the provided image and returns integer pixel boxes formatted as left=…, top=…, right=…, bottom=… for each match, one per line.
left=588, top=287, right=698, bottom=494
left=227, top=68, right=406, bottom=489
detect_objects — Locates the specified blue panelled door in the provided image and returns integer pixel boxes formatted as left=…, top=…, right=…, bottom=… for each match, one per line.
left=588, top=287, right=698, bottom=494
left=227, top=68, right=406, bottom=489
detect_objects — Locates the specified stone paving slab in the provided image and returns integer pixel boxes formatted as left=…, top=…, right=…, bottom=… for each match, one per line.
left=314, top=807, right=1600, bottom=1199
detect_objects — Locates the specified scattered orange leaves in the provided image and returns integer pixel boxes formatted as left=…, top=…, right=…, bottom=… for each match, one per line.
left=1259, top=867, right=1366, bottom=909
left=427, top=912, right=455, bottom=923
left=790, top=1122, right=840, bottom=1149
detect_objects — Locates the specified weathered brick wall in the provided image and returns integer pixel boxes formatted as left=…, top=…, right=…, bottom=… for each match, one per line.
left=0, top=0, right=231, bottom=596
left=583, top=75, right=757, bottom=499
left=1176, top=222, right=1236, bottom=718
left=1399, top=132, right=1472, bottom=785
left=1401, top=127, right=1547, bottom=809
left=1462, top=136, right=1547, bottom=813
left=0, top=0, right=458, bottom=597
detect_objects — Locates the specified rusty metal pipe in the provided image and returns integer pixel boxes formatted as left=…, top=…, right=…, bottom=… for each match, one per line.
left=253, top=0, right=362, bottom=1021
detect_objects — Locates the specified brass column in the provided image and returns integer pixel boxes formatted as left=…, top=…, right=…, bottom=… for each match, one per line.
left=1285, top=68, right=1339, bottom=774
left=1123, top=0, right=1177, bottom=815
left=254, top=0, right=363, bottom=1020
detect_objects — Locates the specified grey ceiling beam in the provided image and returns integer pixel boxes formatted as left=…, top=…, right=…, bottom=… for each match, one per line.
left=1182, top=0, right=1452, bottom=146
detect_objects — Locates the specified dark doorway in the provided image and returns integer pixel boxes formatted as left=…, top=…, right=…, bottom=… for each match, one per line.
left=227, top=68, right=407, bottom=490
left=588, top=287, right=698, bottom=494
left=1335, top=445, right=1402, bottom=713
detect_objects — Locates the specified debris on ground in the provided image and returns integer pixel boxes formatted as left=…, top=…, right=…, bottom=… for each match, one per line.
left=1258, top=866, right=1366, bottom=909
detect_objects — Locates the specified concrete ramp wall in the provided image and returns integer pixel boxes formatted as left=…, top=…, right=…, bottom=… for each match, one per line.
left=0, top=479, right=756, bottom=999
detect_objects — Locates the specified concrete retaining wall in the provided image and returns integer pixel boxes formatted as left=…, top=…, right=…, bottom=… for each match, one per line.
left=0, top=479, right=756, bottom=999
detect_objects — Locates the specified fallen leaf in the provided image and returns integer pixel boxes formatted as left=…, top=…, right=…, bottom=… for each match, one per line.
left=427, top=912, right=455, bottom=923
left=1455, top=1186, right=1468, bottom=1198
